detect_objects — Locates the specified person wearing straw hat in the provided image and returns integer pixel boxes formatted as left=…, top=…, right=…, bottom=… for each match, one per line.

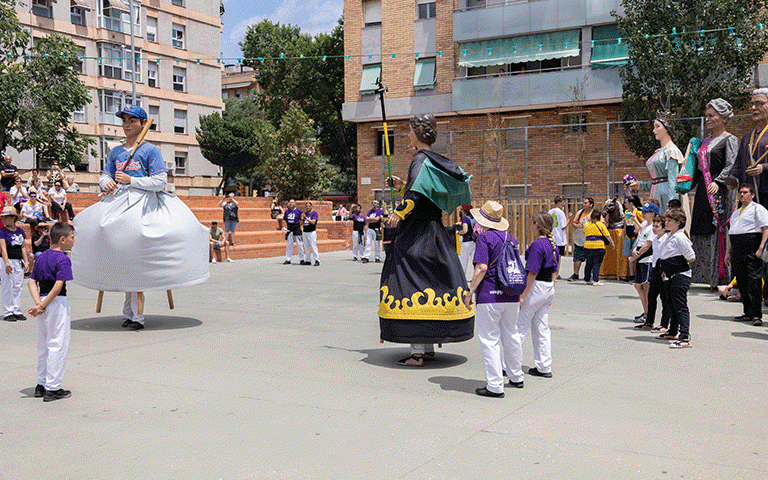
left=380, top=114, right=473, bottom=366
left=0, top=206, right=31, bottom=321
left=464, top=201, right=518, bottom=397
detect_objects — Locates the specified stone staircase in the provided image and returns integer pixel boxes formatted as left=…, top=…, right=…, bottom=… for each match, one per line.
left=19, top=193, right=351, bottom=260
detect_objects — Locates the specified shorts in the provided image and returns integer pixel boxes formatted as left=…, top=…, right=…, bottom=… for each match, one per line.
left=634, top=262, right=651, bottom=284
left=557, top=245, right=565, bottom=257
left=224, top=219, right=237, bottom=232
left=212, top=241, right=222, bottom=250
left=573, top=244, right=586, bottom=262
left=622, top=236, right=636, bottom=257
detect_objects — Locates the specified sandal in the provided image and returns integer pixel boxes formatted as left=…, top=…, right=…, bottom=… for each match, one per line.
left=669, top=340, right=692, bottom=349
left=656, top=333, right=677, bottom=340
left=634, top=323, right=653, bottom=330
left=734, top=314, right=751, bottom=322
left=422, top=352, right=435, bottom=360
left=396, top=355, right=424, bottom=366
left=650, top=326, right=667, bottom=333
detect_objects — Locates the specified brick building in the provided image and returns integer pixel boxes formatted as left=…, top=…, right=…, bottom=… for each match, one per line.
left=342, top=0, right=768, bottom=206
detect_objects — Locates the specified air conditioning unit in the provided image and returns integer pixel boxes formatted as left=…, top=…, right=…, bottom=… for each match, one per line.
left=166, top=161, right=174, bottom=171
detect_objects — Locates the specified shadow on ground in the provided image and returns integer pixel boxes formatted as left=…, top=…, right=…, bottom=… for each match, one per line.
left=732, top=331, right=768, bottom=341
left=698, top=313, right=739, bottom=322
left=428, top=376, right=485, bottom=394
left=72, top=315, right=202, bottom=332
left=323, top=345, right=468, bottom=370
left=625, top=335, right=669, bottom=344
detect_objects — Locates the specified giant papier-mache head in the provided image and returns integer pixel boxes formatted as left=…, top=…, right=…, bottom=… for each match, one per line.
left=409, top=114, right=437, bottom=146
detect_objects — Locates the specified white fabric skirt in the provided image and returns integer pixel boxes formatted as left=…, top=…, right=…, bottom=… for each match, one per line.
left=71, top=188, right=209, bottom=292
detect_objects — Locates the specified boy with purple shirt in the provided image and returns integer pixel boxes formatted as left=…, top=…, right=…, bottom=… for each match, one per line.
left=281, top=199, right=304, bottom=265
left=350, top=205, right=366, bottom=260
left=301, top=202, right=320, bottom=266
left=28, top=222, right=75, bottom=402
left=363, top=200, right=383, bottom=263
left=0, top=206, right=31, bottom=322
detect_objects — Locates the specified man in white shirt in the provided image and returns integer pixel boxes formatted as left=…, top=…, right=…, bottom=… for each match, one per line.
left=548, top=195, right=571, bottom=258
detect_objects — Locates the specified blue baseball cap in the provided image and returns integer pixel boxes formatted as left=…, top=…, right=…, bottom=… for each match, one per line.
left=116, top=105, right=147, bottom=120
left=641, top=202, right=660, bottom=214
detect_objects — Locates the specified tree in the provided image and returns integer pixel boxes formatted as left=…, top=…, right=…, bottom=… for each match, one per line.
left=615, top=0, right=768, bottom=158
left=0, top=0, right=94, bottom=167
left=196, top=97, right=276, bottom=182
left=264, top=105, right=336, bottom=200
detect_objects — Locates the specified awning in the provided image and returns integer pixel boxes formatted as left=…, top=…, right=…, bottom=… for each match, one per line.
left=106, top=0, right=129, bottom=12
left=591, top=24, right=629, bottom=69
left=71, top=0, right=90, bottom=9
left=458, top=29, right=580, bottom=68
left=360, top=64, right=381, bottom=95
left=413, top=58, right=435, bottom=90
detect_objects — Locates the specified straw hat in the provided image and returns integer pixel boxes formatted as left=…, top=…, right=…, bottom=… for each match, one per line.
left=470, top=201, right=509, bottom=231
left=0, top=206, right=19, bottom=221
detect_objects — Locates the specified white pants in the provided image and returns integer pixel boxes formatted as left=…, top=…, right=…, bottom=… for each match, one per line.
left=364, top=228, right=380, bottom=260
left=510, top=281, right=554, bottom=382
left=476, top=302, right=518, bottom=393
left=123, top=292, right=145, bottom=325
left=352, top=231, right=365, bottom=259
left=459, top=241, right=476, bottom=280
left=285, top=231, right=304, bottom=262
left=37, top=296, right=70, bottom=390
left=302, top=230, right=319, bottom=262
left=1, top=259, right=24, bottom=317
left=410, top=344, right=434, bottom=355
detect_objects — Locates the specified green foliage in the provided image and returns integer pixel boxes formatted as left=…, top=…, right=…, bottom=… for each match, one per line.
left=196, top=97, right=276, bottom=176
left=0, top=1, right=94, bottom=167
left=264, top=105, right=335, bottom=200
left=614, top=0, right=768, bottom=158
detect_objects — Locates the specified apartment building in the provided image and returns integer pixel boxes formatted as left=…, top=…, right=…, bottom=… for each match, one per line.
left=342, top=0, right=685, bottom=204
left=221, top=64, right=258, bottom=100
left=13, top=0, right=224, bottom=195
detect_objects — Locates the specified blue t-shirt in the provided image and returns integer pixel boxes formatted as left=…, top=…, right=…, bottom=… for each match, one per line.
left=104, top=142, right=167, bottom=179
left=31, top=249, right=73, bottom=296
left=473, top=229, right=520, bottom=304
left=525, top=237, right=559, bottom=282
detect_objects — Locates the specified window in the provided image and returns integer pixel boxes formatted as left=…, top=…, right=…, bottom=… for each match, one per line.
left=222, top=91, right=229, bottom=100
left=417, top=1, right=436, bottom=19
left=32, top=0, right=52, bottom=17
left=99, top=43, right=122, bottom=79
left=148, top=105, right=159, bottom=130
left=75, top=48, right=85, bottom=74
left=99, top=90, right=141, bottom=125
left=147, top=61, right=158, bottom=88
left=101, top=0, right=127, bottom=32
left=504, top=185, right=532, bottom=198
left=71, top=5, right=86, bottom=26
left=172, top=24, right=185, bottom=49
left=503, top=117, right=528, bottom=150
left=414, top=58, right=436, bottom=90
left=174, top=109, right=186, bottom=134
left=562, top=112, right=588, bottom=136
left=172, top=0, right=183, bottom=5
left=122, top=3, right=141, bottom=36
left=375, top=129, right=394, bottom=156
left=123, top=47, right=141, bottom=82
left=71, top=104, right=86, bottom=123
left=172, top=67, right=185, bottom=92
left=360, top=64, right=381, bottom=95
left=146, top=17, right=156, bottom=43
left=362, top=0, right=381, bottom=27
left=174, top=153, right=186, bottom=175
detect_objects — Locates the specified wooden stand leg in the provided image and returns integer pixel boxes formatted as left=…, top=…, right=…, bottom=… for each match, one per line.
left=96, top=291, right=104, bottom=313
left=166, top=290, right=174, bottom=309
left=137, top=291, right=144, bottom=316
left=379, top=339, right=384, bottom=344
left=438, top=343, right=442, bottom=348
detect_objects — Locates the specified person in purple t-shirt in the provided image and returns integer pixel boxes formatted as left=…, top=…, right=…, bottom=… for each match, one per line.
left=465, top=201, right=520, bottom=398
left=301, top=202, right=320, bottom=266
left=0, top=206, right=31, bottom=322
left=457, top=204, right=476, bottom=280
left=363, top=200, right=383, bottom=263
left=280, top=199, right=305, bottom=265
left=512, top=211, right=560, bottom=384
left=350, top=204, right=366, bottom=261
left=28, top=222, right=75, bottom=402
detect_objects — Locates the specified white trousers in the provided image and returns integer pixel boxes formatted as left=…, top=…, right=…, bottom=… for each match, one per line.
left=476, top=302, right=518, bottom=393
left=302, top=230, right=319, bottom=262
left=364, top=228, right=380, bottom=260
left=410, top=343, right=435, bottom=355
left=459, top=241, right=476, bottom=280
left=123, top=292, right=145, bottom=324
left=352, top=231, right=365, bottom=259
left=510, top=281, right=554, bottom=382
left=1, top=259, right=24, bottom=317
left=285, top=231, right=304, bottom=262
left=37, top=296, right=70, bottom=390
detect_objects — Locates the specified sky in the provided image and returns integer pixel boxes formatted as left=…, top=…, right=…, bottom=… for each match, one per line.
left=220, top=0, right=344, bottom=61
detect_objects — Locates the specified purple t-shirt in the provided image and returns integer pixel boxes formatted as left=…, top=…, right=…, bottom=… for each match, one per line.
left=366, top=208, right=383, bottom=229
left=473, top=229, right=520, bottom=304
left=351, top=213, right=366, bottom=232
left=302, top=210, right=319, bottom=232
left=284, top=208, right=303, bottom=225
left=31, top=249, right=73, bottom=296
left=0, top=226, right=25, bottom=259
left=461, top=216, right=474, bottom=243
left=525, top=237, right=559, bottom=281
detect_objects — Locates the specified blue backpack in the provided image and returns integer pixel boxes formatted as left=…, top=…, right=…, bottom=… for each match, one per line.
left=491, top=231, right=527, bottom=296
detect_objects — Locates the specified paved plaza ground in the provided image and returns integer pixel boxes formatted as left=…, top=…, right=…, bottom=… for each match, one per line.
left=2, top=251, right=768, bottom=479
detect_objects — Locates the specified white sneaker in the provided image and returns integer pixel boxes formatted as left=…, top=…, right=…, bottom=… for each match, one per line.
left=226, top=258, right=234, bottom=262
left=211, top=258, right=217, bottom=263
left=593, top=281, right=604, bottom=286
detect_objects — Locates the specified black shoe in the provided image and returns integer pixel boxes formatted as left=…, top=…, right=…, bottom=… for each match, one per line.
left=283, top=260, right=291, bottom=265
left=361, top=258, right=369, bottom=264
left=375, top=258, right=381, bottom=263
left=303, top=261, right=311, bottom=266
left=566, top=274, right=579, bottom=282
left=121, top=319, right=132, bottom=328
left=43, top=388, right=71, bottom=402
left=352, top=257, right=358, bottom=261
left=508, top=380, right=524, bottom=389
left=475, top=387, right=504, bottom=398
left=314, top=261, right=320, bottom=266
left=14, top=313, right=26, bottom=321
left=528, top=367, right=552, bottom=378
left=127, top=321, right=144, bottom=330
left=34, top=384, right=45, bottom=397
left=4, top=315, right=16, bottom=322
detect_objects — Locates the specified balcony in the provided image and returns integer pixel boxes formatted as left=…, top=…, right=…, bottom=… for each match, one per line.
left=453, top=0, right=622, bottom=42
left=451, top=67, right=622, bottom=112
